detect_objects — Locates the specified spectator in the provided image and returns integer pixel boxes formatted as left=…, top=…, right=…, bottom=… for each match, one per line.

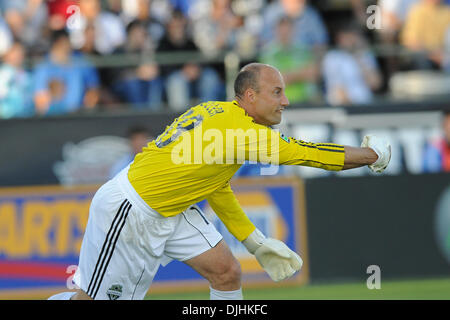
left=75, top=21, right=121, bottom=107
left=228, top=0, right=266, bottom=58
left=111, top=20, right=163, bottom=110
left=378, top=0, right=419, bottom=36
left=189, top=0, right=260, bottom=58
left=105, top=0, right=123, bottom=16
left=259, top=16, right=320, bottom=104
left=69, top=0, right=126, bottom=55
left=32, top=29, right=100, bottom=116
left=47, top=0, right=80, bottom=31
left=423, top=111, right=450, bottom=172
left=77, top=22, right=101, bottom=56
left=376, top=0, right=420, bottom=79
left=401, top=0, right=450, bottom=69
left=190, top=0, right=242, bottom=56
left=1, top=0, right=48, bottom=50
left=260, top=0, right=329, bottom=53
left=0, top=41, right=33, bottom=119
left=349, top=0, right=376, bottom=28
left=0, top=15, right=13, bottom=57
left=109, top=125, right=153, bottom=178
left=157, top=10, right=224, bottom=110
left=322, top=23, right=382, bottom=106
left=169, top=0, right=193, bottom=16
left=121, top=0, right=166, bottom=46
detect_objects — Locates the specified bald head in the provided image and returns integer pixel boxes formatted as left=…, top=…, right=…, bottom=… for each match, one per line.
left=234, top=63, right=279, bottom=99
left=233, top=63, right=289, bottom=126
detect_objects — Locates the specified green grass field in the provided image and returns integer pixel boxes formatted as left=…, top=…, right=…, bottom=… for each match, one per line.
left=145, top=277, right=450, bottom=300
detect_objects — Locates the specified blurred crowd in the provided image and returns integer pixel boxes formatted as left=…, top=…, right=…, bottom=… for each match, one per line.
left=1, top=0, right=450, bottom=119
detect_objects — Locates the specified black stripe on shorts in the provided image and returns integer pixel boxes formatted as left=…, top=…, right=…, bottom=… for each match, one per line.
left=87, top=199, right=132, bottom=299
left=181, top=212, right=213, bottom=248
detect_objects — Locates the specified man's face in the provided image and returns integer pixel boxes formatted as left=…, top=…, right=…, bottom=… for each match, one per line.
left=250, top=67, right=289, bottom=126
left=138, top=0, right=150, bottom=19
left=337, top=31, right=359, bottom=51
left=52, top=37, right=72, bottom=59
left=80, top=0, right=100, bottom=20
left=168, top=17, right=186, bottom=43
left=281, top=0, right=306, bottom=16
left=5, top=43, right=24, bottom=67
left=128, top=25, right=147, bottom=50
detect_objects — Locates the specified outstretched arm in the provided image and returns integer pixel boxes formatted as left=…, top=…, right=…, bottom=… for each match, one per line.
left=344, top=135, right=392, bottom=173
left=342, top=145, right=378, bottom=170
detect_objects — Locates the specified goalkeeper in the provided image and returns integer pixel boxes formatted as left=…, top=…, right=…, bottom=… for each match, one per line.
left=49, top=63, right=391, bottom=300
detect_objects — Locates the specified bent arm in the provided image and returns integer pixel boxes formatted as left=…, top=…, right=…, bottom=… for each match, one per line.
left=206, top=182, right=256, bottom=241
left=342, top=145, right=378, bottom=170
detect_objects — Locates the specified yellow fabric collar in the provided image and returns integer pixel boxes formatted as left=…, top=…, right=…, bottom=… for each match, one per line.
left=231, top=100, right=247, bottom=116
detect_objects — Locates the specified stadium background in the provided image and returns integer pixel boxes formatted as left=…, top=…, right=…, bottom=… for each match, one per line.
left=1, top=0, right=450, bottom=299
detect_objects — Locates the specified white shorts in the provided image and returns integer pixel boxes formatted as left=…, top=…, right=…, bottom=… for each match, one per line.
left=73, top=166, right=223, bottom=300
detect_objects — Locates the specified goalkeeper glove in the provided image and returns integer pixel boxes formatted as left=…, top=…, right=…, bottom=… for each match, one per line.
left=361, top=135, right=391, bottom=173
left=242, top=228, right=303, bottom=282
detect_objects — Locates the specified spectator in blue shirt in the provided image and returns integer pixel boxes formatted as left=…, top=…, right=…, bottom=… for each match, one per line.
left=33, top=29, right=100, bottom=116
left=0, top=41, right=33, bottom=118
left=110, top=20, right=163, bottom=110
left=322, top=23, right=382, bottom=106
left=260, top=0, right=329, bottom=52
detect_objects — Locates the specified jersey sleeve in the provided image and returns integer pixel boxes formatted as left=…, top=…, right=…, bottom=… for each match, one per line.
left=276, top=135, right=345, bottom=171
left=206, top=182, right=256, bottom=241
left=231, top=118, right=346, bottom=171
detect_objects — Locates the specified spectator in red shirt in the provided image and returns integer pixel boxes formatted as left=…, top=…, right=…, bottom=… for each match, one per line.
left=423, top=111, right=450, bottom=172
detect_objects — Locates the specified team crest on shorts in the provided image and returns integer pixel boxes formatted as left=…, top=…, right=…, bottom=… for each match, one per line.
left=106, top=284, right=123, bottom=300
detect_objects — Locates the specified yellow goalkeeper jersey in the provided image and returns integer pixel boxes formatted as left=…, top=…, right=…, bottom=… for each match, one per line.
left=128, top=100, right=345, bottom=241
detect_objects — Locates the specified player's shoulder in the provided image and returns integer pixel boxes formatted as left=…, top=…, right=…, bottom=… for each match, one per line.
left=190, top=100, right=257, bottom=128
left=192, top=100, right=232, bottom=113
left=189, top=100, right=241, bottom=120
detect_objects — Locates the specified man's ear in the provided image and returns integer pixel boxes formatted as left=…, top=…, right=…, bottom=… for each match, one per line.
left=246, top=88, right=256, bottom=102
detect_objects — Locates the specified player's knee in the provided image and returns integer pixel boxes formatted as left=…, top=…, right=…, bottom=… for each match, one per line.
left=211, top=258, right=242, bottom=287
left=228, top=259, right=242, bottom=284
